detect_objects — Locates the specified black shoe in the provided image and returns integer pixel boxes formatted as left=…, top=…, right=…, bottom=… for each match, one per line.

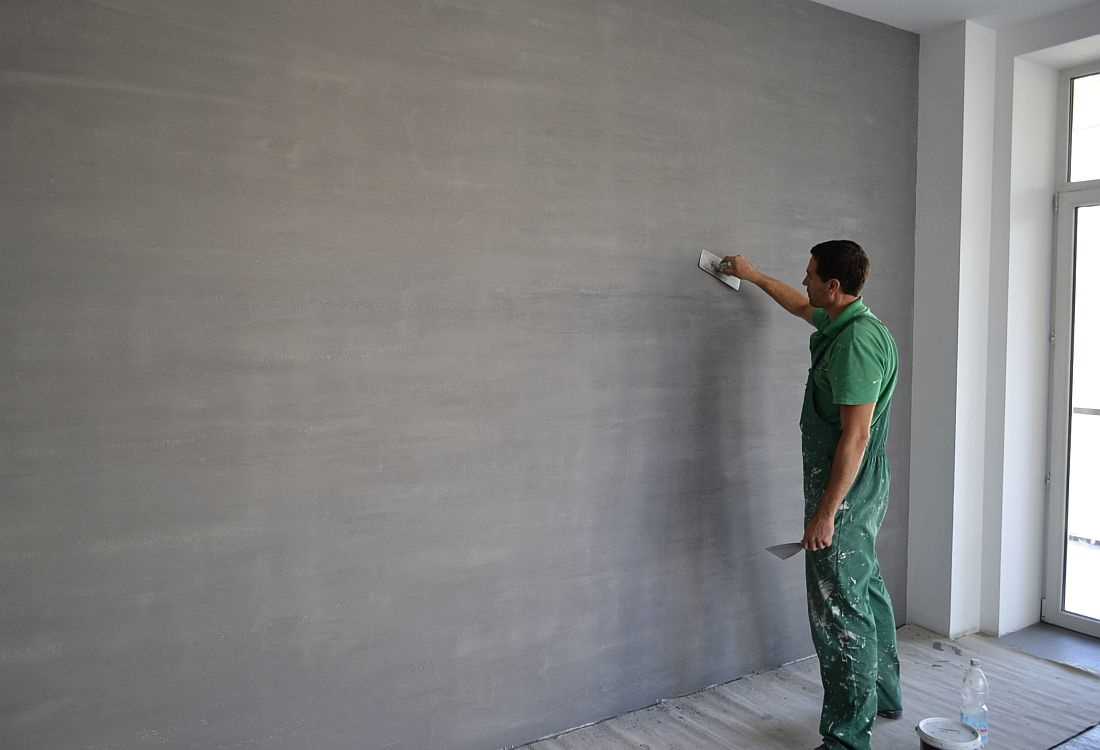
left=877, top=709, right=903, bottom=720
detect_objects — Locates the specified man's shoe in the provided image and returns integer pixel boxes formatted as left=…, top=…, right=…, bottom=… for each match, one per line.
left=877, top=709, right=903, bottom=720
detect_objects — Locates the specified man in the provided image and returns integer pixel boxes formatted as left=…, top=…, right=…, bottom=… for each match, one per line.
left=720, top=241, right=902, bottom=750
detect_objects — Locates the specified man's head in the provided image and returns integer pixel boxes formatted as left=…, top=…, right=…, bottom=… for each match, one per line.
left=803, top=240, right=869, bottom=308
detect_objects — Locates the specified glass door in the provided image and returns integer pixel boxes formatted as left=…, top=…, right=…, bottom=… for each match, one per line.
left=1045, top=190, right=1100, bottom=637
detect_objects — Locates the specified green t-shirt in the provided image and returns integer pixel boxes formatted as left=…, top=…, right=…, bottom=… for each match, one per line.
left=809, top=300, right=898, bottom=426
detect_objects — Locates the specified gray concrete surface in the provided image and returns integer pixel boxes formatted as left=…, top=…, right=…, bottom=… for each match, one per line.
left=999, top=621, right=1100, bottom=674
left=0, top=1, right=917, bottom=748
left=1057, top=726, right=1100, bottom=750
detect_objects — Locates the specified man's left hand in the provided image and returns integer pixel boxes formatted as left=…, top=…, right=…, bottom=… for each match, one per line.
left=802, top=512, right=835, bottom=552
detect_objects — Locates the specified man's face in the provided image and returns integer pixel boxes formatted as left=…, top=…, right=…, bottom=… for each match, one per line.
left=803, top=257, right=837, bottom=308
left=800, top=255, right=827, bottom=305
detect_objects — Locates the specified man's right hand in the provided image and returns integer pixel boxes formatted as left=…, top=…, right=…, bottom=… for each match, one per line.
left=720, top=255, right=815, bottom=324
left=719, top=255, right=758, bottom=283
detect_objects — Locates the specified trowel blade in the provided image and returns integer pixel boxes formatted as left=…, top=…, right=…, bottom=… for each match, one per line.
left=699, top=249, right=741, bottom=291
left=766, top=542, right=804, bottom=559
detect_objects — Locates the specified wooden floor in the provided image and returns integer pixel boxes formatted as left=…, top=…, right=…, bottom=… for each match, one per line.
left=520, top=625, right=1100, bottom=750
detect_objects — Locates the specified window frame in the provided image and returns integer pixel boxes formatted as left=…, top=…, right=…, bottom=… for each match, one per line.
left=1043, top=59, right=1100, bottom=637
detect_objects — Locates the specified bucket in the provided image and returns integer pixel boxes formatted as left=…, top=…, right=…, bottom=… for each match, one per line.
left=915, top=718, right=981, bottom=750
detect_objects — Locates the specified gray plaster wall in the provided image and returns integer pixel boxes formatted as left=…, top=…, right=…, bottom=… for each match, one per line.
left=0, top=2, right=917, bottom=748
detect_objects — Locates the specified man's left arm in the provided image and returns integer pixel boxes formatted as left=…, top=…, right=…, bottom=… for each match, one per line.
left=802, top=402, right=875, bottom=552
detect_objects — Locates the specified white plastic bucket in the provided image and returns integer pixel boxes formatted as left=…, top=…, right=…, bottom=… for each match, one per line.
left=915, top=718, right=982, bottom=750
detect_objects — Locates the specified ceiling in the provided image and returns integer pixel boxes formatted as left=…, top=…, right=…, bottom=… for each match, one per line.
left=810, top=0, right=1098, bottom=33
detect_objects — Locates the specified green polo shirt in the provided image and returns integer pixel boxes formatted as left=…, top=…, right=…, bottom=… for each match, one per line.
left=809, top=299, right=898, bottom=427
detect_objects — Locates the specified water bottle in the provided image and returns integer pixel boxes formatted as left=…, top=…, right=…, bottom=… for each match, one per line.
left=960, top=657, right=990, bottom=747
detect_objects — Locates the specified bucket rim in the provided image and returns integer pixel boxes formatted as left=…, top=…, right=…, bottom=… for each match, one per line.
left=915, top=717, right=982, bottom=750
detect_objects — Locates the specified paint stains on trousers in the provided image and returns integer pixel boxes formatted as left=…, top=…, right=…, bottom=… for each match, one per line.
left=803, top=433, right=901, bottom=750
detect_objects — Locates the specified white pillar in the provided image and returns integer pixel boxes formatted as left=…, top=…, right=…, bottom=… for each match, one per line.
left=909, top=21, right=995, bottom=638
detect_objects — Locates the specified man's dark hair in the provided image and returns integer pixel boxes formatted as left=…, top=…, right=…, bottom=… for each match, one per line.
left=810, top=240, right=870, bottom=296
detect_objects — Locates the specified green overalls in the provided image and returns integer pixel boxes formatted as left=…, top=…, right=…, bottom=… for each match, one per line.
left=800, top=303, right=902, bottom=750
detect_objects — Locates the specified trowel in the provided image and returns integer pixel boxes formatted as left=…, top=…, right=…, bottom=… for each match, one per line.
left=765, top=542, right=804, bottom=560
left=698, top=249, right=741, bottom=291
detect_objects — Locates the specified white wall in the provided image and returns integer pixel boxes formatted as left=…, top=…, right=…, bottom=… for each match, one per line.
left=984, top=57, right=1059, bottom=635
left=985, top=7, right=1100, bottom=637
left=912, top=2, right=1100, bottom=637
left=954, top=21, right=996, bottom=637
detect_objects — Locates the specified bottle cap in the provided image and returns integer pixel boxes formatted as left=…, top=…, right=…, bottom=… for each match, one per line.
left=970, top=658, right=981, bottom=667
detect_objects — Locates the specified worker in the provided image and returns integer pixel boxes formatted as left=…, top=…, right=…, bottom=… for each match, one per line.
left=720, top=241, right=902, bottom=750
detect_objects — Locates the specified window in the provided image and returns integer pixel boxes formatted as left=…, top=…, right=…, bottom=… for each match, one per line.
left=1045, top=61, right=1100, bottom=637
left=1070, top=73, right=1100, bottom=182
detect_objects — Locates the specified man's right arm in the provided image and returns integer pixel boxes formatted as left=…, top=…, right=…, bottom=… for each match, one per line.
left=720, top=255, right=815, bottom=324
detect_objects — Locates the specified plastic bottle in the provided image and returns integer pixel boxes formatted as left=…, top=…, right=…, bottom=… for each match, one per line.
left=960, top=657, right=990, bottom=747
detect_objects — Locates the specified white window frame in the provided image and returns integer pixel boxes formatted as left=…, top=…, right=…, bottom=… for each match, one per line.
left=1043, top=59, right=1100, bottom=638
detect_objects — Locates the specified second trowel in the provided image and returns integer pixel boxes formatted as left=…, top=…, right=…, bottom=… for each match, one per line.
left=765, top=542, right=804, bottom=560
